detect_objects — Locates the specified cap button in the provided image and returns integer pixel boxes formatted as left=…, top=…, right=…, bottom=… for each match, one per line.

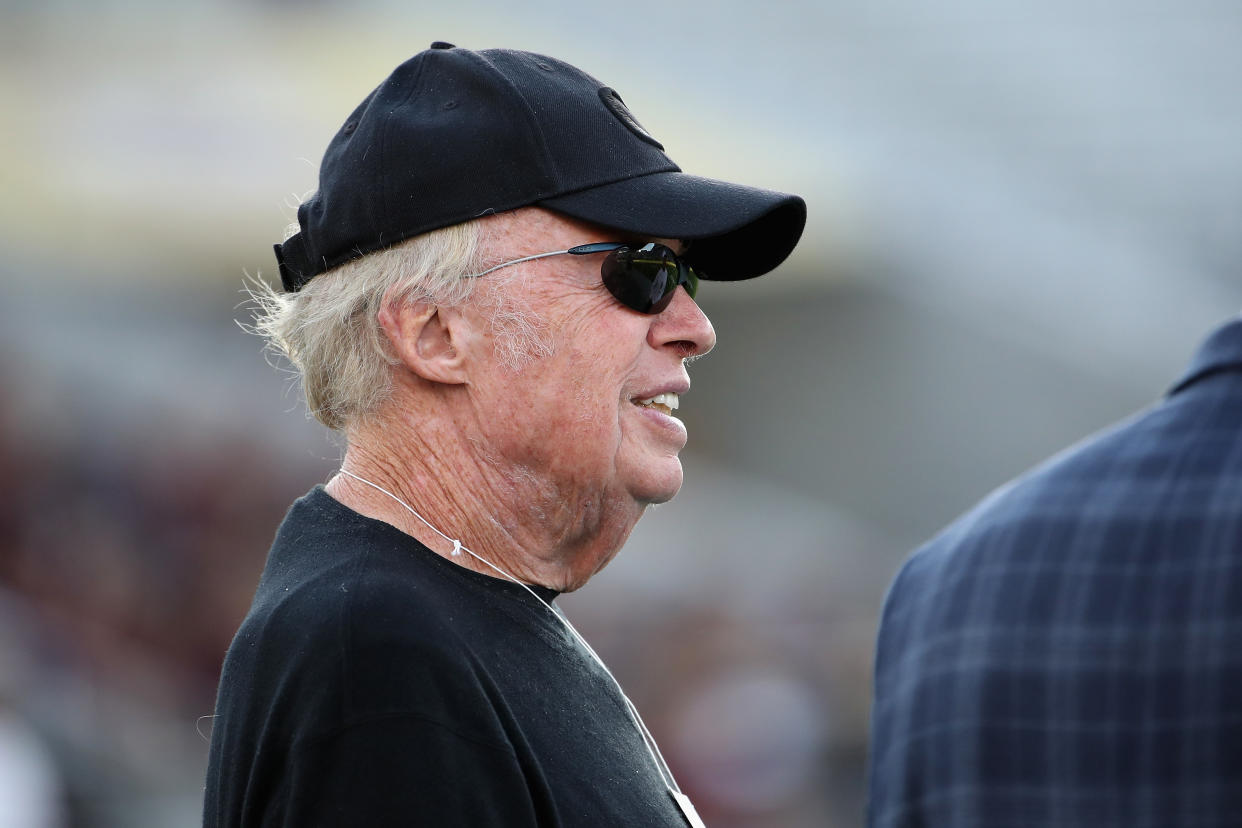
left=430, top=41, right=455, bottom=50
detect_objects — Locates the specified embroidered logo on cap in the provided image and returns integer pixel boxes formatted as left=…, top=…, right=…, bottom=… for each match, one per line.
left=599, top=87, right=664, bottom=150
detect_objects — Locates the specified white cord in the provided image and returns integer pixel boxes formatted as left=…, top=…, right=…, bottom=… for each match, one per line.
left=335, top=468, right=683, bottom=794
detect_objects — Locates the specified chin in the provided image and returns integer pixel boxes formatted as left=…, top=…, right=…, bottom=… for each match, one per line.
left=631, top=463, right=685, bottom=505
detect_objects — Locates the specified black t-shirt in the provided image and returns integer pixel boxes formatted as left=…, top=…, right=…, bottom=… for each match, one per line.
left=203, top=487, right=691, bottom=827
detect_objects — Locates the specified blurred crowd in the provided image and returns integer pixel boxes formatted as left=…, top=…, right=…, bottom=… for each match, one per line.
left=0, top=353, right=331, bottom=826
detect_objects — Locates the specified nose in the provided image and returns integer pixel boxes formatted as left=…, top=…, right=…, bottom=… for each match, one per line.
left=649, top=285, right=716, bottom=358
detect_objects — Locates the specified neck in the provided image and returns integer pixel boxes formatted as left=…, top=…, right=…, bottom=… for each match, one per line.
left=325, top=404, right=642, bottom=593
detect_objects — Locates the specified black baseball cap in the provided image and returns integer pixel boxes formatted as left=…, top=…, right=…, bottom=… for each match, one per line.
left=275, top=42, right=807, bottom=292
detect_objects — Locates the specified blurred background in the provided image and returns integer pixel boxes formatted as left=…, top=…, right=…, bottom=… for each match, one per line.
left=1, top=0, right=1240, bottom=825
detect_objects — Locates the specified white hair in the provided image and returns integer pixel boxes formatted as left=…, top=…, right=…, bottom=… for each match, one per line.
left=248, top=219, right=553, bottom=431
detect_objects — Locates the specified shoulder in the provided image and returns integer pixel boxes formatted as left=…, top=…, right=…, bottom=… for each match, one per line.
left=221, top=494, right=498, bottom=727
left=218, top=551, right=524, bottom=777
left=882, top=387, right=1242, bottom=628
left=240, top=530, right=476, bottom=676
left=245, top=486, right=475, bottom=650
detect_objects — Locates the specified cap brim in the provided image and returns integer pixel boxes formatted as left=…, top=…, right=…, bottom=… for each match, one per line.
left=538, top=172, right=807, bottom=281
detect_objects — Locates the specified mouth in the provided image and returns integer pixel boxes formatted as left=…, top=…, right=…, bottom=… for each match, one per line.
left=633, top=392, right=680, bottom=417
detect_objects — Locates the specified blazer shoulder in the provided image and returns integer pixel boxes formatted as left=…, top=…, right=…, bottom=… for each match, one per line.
left=905, top=389, right=1236, bottom=574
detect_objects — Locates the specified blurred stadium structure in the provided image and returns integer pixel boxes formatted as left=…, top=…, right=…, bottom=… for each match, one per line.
left=1, top=1, right=1240, bottom=825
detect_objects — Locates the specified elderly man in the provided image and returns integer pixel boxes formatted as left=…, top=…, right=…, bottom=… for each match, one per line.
left=203, top=43, right=805, bottom=827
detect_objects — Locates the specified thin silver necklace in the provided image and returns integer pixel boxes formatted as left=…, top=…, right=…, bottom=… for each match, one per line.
left=335, top=469, right=707, bottom=827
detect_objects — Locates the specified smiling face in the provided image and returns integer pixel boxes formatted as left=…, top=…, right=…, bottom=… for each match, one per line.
left=460, top=208, right=717, bottom=517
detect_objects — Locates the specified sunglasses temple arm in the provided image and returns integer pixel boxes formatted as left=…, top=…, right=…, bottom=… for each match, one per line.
left=566, top=242, right=628, bottom=255
left=467, top=249, right=572, bottom=279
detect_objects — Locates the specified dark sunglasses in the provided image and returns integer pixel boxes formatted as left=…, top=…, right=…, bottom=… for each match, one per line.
left=468, top=242, right=701, bottom=315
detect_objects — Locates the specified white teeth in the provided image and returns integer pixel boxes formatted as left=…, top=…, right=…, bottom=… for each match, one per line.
left=636, top=392, right=680, bottom=410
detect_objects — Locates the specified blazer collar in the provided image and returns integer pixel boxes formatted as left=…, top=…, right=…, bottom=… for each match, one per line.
left=1168, top=314, right=1242, bottom=396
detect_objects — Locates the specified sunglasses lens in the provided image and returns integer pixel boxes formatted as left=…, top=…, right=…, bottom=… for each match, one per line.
left=601, top=244, right=696, bottom=314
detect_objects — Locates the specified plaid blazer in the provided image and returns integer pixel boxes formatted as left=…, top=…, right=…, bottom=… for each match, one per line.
left=867, top=317, right=1242, bottom=828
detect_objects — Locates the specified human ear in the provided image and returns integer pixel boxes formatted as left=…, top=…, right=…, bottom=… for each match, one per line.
left=377, top=291, right=469, bottom=386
